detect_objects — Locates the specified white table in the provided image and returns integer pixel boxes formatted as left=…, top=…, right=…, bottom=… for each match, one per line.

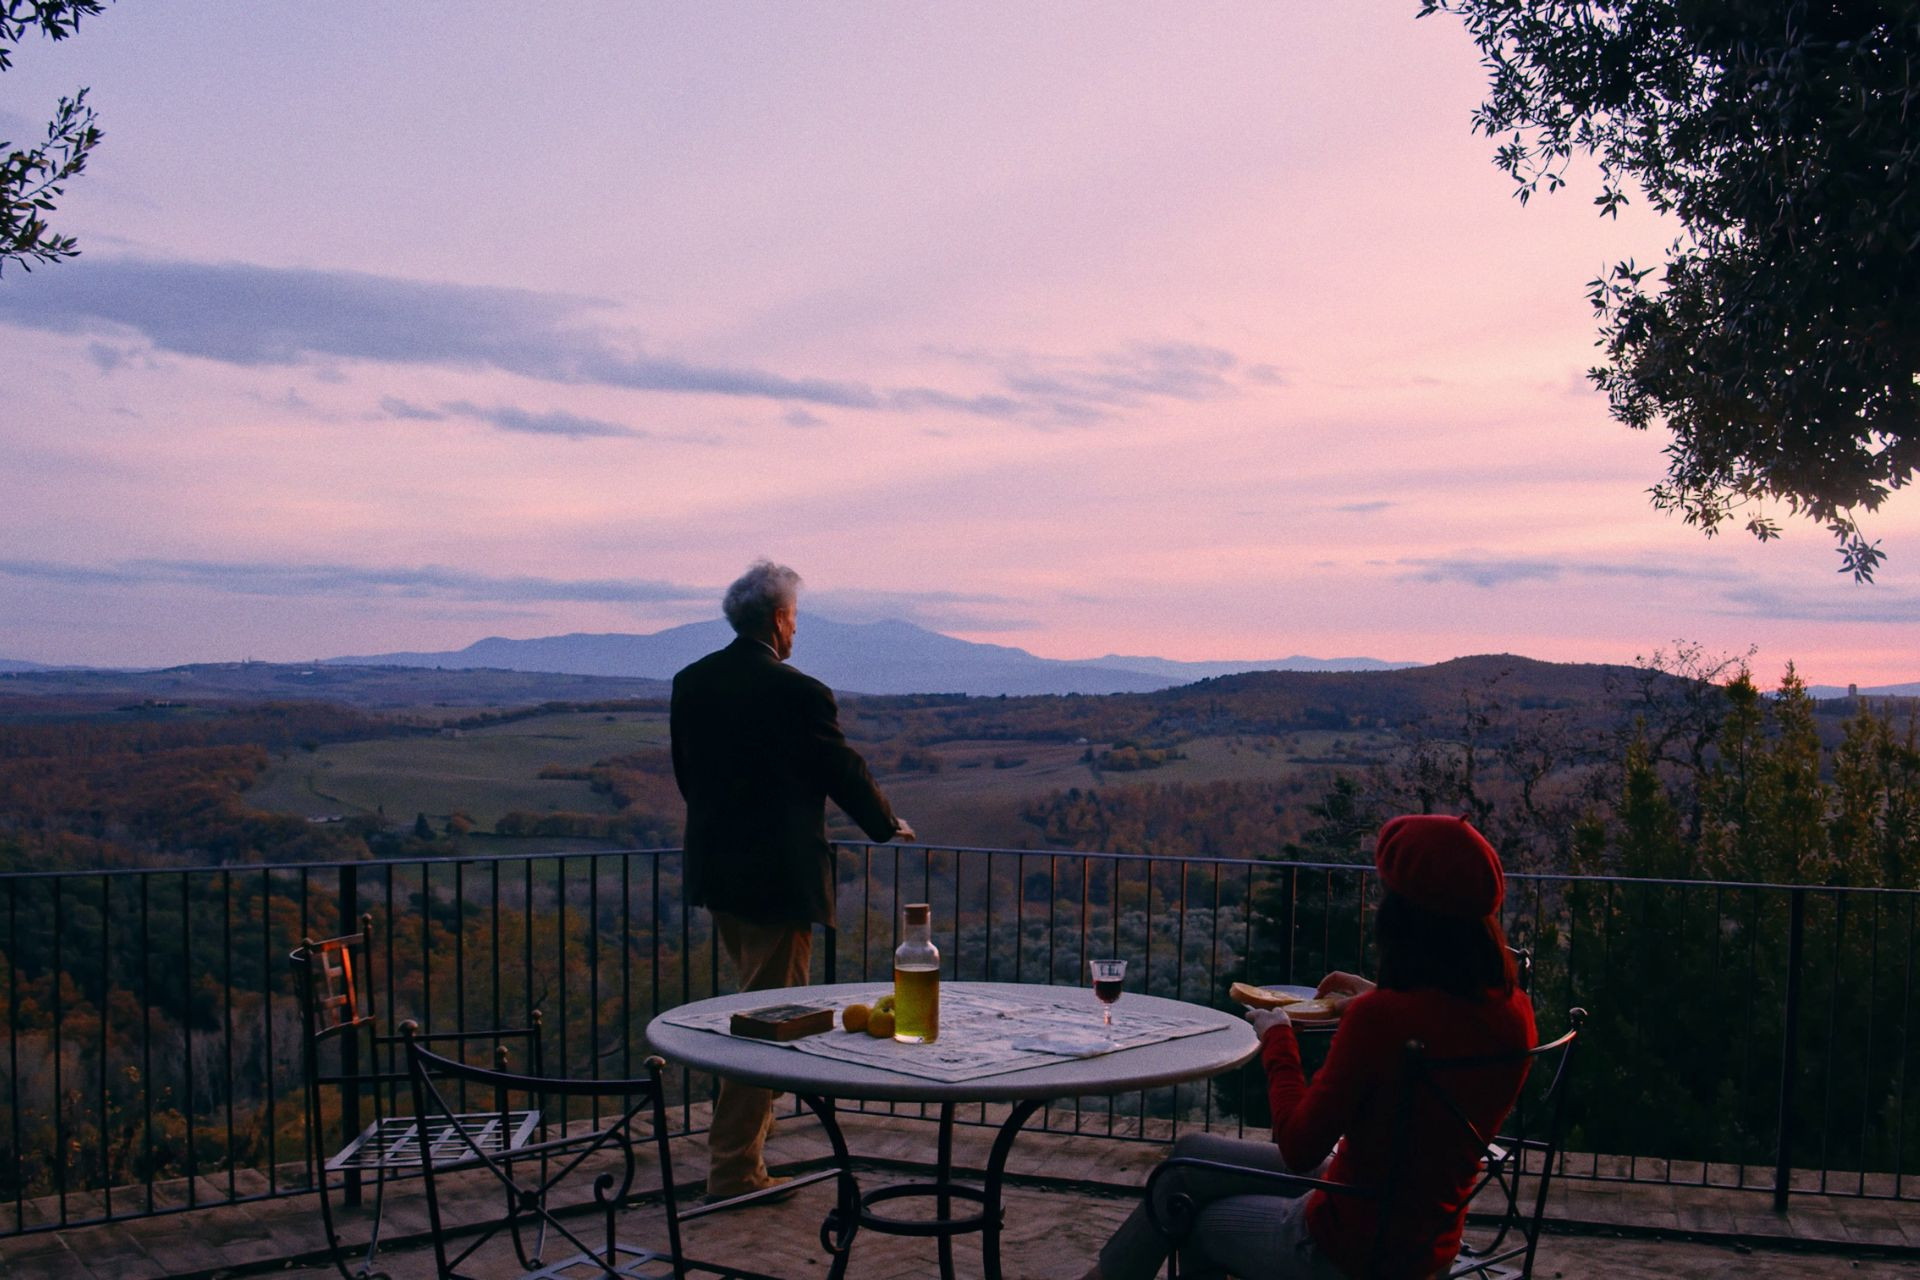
left=646, top=981, right=1258, bottom=1280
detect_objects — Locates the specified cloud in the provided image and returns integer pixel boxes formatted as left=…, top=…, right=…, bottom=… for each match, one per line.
left=885, top=387, right=1029, bottom=419
left=981, top=341, right=1243, bottom=418
left=378, top=396, right=446, bottom=421
left=0, top=257, right=886, bottom=407
left=1398, top=555, right=1729, bottom=589
left=86, top=341, right=136, bottom=373
left=0, top=560, right=140, bottom=588
left=0, top=257, right=585, bottom=367
left=784, top=407, right=826, bottom=428
left=376, top=396, right=641, bottom=438
left=1333, top=500, right=1393, bottom=514
left=0, top=558, right=710, bottom=605
left=574, top=348, right=883, bottom=407
left=0, top=256, right=1279, bottom=428
left=1715, top=583, right=1920, bottom=625
left=440, top=400, right=642, bottom=439
left=1399, top=558, right=1565, bottom=588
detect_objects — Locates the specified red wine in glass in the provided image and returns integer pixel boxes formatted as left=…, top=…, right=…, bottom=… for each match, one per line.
left=1089, top=959, right=1127, bottom=1028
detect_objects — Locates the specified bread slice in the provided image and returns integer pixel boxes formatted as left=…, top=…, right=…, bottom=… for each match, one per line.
left=1229, top=982, right=1306, bottom=1010
left=1285, top=998, right=1338, bottom=1020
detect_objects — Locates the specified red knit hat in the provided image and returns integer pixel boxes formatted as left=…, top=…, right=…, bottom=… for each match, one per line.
left=1374, top=815, right=1505, bottom=918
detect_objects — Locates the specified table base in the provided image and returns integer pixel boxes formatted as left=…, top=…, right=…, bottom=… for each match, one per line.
left=795, top=1094, right=1046, bottom=1280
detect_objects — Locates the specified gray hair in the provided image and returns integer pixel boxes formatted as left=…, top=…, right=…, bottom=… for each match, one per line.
left=722, top=560, right=802, bottom=635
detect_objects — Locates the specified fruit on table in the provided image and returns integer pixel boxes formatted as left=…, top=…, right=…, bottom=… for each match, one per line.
left=867, top=1009, right=896, bottom=1039
left=842, top=1003, right=871, bottom=1033
left=874, top=994, right=896, bottom=1013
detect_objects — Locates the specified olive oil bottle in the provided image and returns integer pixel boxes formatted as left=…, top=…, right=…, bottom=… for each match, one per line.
left=892, top=902, right=939, bottom=1043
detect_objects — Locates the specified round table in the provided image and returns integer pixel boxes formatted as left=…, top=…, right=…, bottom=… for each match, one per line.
left=647, top=981, right=1258, bottom=1280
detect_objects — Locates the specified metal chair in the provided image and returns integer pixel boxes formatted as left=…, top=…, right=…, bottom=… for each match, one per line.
left=1431, top=1009, right=1584, bottom=1279
left=405, top=1028, right=755, bottom=1280
left=1150, top=1008, right=1585, bottom=1280
left=291, top=915, right=545, bottom=1280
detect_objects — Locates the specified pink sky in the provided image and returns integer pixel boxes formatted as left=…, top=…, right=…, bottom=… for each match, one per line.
left=2, top=4, right=1915, bottom=685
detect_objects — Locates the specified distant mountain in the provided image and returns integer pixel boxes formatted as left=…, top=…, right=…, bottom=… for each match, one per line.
left=0, top=659, right=52, bottom=673
left=325, top=617, right=1421, bottom=697
left=1808, top=681, right=1920, bottom=700
left=329, top=619, right=737, bottom=681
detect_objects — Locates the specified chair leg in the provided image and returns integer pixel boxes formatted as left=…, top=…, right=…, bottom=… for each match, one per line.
left=315, top=1167, right=394, bottom=1280
left=507, top=1157, right=543, bottom=1270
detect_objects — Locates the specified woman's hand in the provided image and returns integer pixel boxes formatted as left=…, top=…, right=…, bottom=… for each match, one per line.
left=1316, top=970, right=1375, bottom=999
left=1246, top=1007, right=1292, bottom=1042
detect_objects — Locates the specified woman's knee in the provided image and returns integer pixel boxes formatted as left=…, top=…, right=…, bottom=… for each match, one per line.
left=1171, top=1132, right=1214, bottom=1159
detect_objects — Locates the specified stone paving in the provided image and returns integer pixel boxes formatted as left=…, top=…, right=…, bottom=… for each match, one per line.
left=2, top=1109, right=1916, bottom=1278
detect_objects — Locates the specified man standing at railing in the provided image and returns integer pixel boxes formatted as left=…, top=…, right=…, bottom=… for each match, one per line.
left=670, top=559, right=915, bottom=1204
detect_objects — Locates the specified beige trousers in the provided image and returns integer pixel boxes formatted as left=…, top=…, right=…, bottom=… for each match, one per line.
left=706, top=912, right=814, bottom=1195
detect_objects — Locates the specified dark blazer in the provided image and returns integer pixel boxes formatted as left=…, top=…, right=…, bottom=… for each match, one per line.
left=670, top=636, right=898, bottom=927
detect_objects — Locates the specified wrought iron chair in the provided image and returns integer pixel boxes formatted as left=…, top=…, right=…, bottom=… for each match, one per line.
left=1465, top=947, right=1534, bottom=1242
left=1149, top=1008, right=1585, bottom=1280
left=291, top=915, right=545, bottom=1280
left=405, top=1027, right=760, bottom=1280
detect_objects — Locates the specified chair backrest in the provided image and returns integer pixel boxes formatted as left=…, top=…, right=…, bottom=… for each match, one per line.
left=1153, top=1006, right=1585, bottom=1280
left=403, top=1027, right=685, bottom=1279
left=291, top=914, right=378, bottom=1043
left=1419, top=1007, right=1586, bottom=1280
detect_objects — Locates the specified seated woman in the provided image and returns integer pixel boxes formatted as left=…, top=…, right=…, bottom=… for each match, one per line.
left=1084, top=815, right=1535, bottom=1280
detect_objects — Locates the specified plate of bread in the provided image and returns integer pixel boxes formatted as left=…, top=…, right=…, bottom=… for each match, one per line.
left=1229, top=981, right=1342, bottom=1023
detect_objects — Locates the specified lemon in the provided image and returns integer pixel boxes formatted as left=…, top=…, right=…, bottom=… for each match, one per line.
left=875, top=994, right=896, bottom=1013
left=842, top=1002, right=871, bottom=1033
left=867, top=1009, right=896, bottom=1039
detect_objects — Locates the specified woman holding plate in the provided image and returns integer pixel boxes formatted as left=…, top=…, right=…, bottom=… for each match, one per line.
left=1082, top=815, right=1536, bottom=1280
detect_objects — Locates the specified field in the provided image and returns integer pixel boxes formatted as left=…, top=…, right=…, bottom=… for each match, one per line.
left=246, top=710, right=670, bottom=827
left=241, top=693, right=1402, bottom=847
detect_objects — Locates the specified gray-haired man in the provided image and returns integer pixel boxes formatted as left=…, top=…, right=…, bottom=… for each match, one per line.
left=669, top=560, right=914, bottom=1201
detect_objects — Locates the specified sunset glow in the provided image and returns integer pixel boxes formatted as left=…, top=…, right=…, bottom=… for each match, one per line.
left=3, top=4, right=1916, bottom=684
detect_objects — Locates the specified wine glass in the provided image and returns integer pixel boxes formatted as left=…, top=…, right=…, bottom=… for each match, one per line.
left=1089, top=958, right=1128, bottom=1028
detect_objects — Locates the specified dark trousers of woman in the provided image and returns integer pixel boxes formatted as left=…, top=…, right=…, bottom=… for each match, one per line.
left=1098, top=1132, right=1349, bottom=1280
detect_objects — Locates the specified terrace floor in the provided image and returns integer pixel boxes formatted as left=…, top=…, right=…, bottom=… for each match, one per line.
left=4, top=1108, right=1916, bottom=1279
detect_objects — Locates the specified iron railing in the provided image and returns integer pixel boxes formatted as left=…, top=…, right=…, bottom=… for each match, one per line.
left=0, top=841, right=1909, bottom=1237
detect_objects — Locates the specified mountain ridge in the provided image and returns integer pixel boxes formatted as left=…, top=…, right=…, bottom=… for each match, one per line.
left=322, top=615, right=1422, bottom=697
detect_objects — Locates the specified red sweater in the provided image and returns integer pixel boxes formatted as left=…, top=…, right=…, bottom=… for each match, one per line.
left=1263, top=985, right=1535, bottom=1280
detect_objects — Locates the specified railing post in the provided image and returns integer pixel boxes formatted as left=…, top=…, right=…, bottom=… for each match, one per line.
left=337, top=863, right=362, bottom=1208
left=1773, top=887, right=1806, bottom=1213
left=824, top=924, right=838, bottom=985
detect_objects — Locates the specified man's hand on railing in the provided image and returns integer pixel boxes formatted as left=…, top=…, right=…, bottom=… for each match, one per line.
left=893, top=817, right=917, bottom=843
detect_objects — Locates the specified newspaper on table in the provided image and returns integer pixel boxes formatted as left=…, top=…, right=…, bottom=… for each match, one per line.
left=657, top=985, right=1220, bottom=1084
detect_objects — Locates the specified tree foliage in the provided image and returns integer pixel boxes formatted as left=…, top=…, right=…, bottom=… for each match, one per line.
left=1422, top=0, right=1920, bottom=578
left=1, top=0, right=108, bottom=276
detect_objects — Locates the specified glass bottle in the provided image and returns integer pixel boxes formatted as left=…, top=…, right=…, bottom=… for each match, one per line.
left=892, top=902, right=939, bottom=1043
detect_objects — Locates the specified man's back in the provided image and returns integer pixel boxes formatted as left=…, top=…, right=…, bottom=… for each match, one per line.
left=671, top=636, right=896, bottom=927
